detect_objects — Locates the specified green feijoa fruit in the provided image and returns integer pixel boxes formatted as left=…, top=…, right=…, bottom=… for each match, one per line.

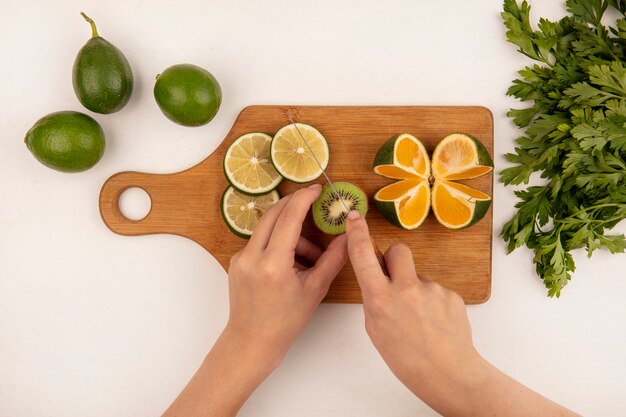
left=72, top=12, right=133, bottom=114
left=24, top=111, right=106, bottom=173
left=153, top=64, right=222, bottom=127
left=313, top=182, right=368, bottom=235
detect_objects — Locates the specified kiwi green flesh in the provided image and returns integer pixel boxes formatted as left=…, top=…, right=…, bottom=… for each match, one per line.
left=313, top=182, right=368, bottom=235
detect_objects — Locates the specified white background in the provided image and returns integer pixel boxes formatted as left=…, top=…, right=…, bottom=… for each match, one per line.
left=1, top=0, right=625, bottom=416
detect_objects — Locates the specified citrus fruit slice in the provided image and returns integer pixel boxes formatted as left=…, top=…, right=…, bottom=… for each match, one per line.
left=373, top=132, right=493, bottom=230
left=431, top=133, right=493, bottom=180
left=374, top=180, right=431, bottom=230
left=221, top=186, right=280, bottom=238
left=374, top=133, right=430, bottom=180
left=431, top=181, right=491, bottom=229
left=270, top=123, right=329, bottom=183
left=224, top=133, right=282, bottom=195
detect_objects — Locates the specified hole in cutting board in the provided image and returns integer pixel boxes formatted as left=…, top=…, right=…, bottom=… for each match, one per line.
left=119, top=187, right=151, bottom=221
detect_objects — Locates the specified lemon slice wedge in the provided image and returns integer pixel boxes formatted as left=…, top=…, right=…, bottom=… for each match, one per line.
left=270, top=123, right=329, bottom=183
left=224, top=132, right=282, bottom=194
left=221, top=186, right=280, bottom=238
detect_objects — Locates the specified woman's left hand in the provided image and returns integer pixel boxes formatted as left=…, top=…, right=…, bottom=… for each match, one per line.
left=163, top=184, right=348, bottom=417
left=225, top=183, right=348, bottom=369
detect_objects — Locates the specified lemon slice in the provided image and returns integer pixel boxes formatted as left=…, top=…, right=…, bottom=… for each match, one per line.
left=221, top=186, right=280, bottom=238
left=270, top=123, right=329, bottom=183
left=224, top=133, right=282, bottom=194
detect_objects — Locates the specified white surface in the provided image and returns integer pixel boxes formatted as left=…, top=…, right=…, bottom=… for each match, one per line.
left=1, top=0, right=625, bottom=416
left=119, top=187, right=152, bottom=221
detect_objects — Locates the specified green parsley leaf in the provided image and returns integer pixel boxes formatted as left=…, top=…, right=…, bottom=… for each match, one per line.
left=501, top=0, right=626, bottom=297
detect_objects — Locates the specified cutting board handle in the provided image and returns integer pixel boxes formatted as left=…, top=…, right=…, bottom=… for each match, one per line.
left=99, top=171, right=184, bottom=237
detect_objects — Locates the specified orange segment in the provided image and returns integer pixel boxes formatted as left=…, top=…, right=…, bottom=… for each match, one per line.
left=432, top=182, right=473, bottom=228
left=374, top=165, right=421, bottom=180
left=432, top=136, right=477, bottom=178
left=374, top=179, right=425, bottom=201
left=444, top=181, right=491, bottom=201
left=394, top=135, right=430, bottom=178
left=398, top=184, right=430, bottom=227
left=445, top=165, right=493, bottom=181
left=374, top=180, right=430, bottom=229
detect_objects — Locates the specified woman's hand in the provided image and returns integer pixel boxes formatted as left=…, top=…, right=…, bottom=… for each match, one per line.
left=345, top=211, right=579, bottom=417
left=163, top=184, right=348, bottom=417
left=226, top=183, right=348, bottom=368
left=345, top=211, right=481, bottom=414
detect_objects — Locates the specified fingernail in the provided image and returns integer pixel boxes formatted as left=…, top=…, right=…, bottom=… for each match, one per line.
left=308, top=183, right=322, bottom=190
left=347, top=210, right=360, bottom=221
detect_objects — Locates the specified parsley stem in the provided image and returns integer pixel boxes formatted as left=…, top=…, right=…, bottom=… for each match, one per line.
left=553, top=203, right=625, bottom=224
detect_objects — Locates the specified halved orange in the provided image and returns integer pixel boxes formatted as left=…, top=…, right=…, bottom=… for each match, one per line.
left=373, top=134, right=431, bottom=229
left=373, top=133, right=493, bottom=230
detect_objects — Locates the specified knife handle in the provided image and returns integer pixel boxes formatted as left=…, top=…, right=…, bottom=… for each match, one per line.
left=370, top=236, right=390, bottom=278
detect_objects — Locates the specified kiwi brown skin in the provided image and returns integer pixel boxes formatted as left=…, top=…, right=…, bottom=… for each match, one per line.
left=312, top=182, right=368, bottom=235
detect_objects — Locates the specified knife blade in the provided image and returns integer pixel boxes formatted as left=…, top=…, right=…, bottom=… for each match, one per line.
left=286, top=113, right=389, bottom=277
left=286, top=115, right=349, bottom=212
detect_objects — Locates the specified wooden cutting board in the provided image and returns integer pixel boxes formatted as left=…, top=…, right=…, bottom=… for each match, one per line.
left=99, top=105, right=494, bottom=304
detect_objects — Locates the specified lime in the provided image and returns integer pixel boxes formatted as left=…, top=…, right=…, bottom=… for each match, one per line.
left=153, top=64, right=222, bottom=127
left=72, top=13, right=134, bottom=114
left=270, top=123, right=329, bottom=183
left=221, top=186, right=280, bottom=238
left=224, top=133, right=282, bottom=194
left=24, top=111, right=106, bottom=173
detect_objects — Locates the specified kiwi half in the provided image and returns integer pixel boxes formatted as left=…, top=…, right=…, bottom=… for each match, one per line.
left=312, top=182, right=368, bottom=235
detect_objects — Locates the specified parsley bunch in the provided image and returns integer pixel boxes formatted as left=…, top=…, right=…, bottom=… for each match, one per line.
left=501, top=0, right=626, bottom=297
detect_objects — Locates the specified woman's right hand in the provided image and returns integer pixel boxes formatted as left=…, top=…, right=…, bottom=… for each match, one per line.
left=345, top=211, right=483, bottom=415
left=344, top=210, right=579, bottom=417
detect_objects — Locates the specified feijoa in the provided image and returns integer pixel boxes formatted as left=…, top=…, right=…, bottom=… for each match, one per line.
left=72, top=13, right=133, bottom=114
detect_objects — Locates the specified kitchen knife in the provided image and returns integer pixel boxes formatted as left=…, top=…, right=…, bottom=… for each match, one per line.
left=286, top=114, right=390, bottom=277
